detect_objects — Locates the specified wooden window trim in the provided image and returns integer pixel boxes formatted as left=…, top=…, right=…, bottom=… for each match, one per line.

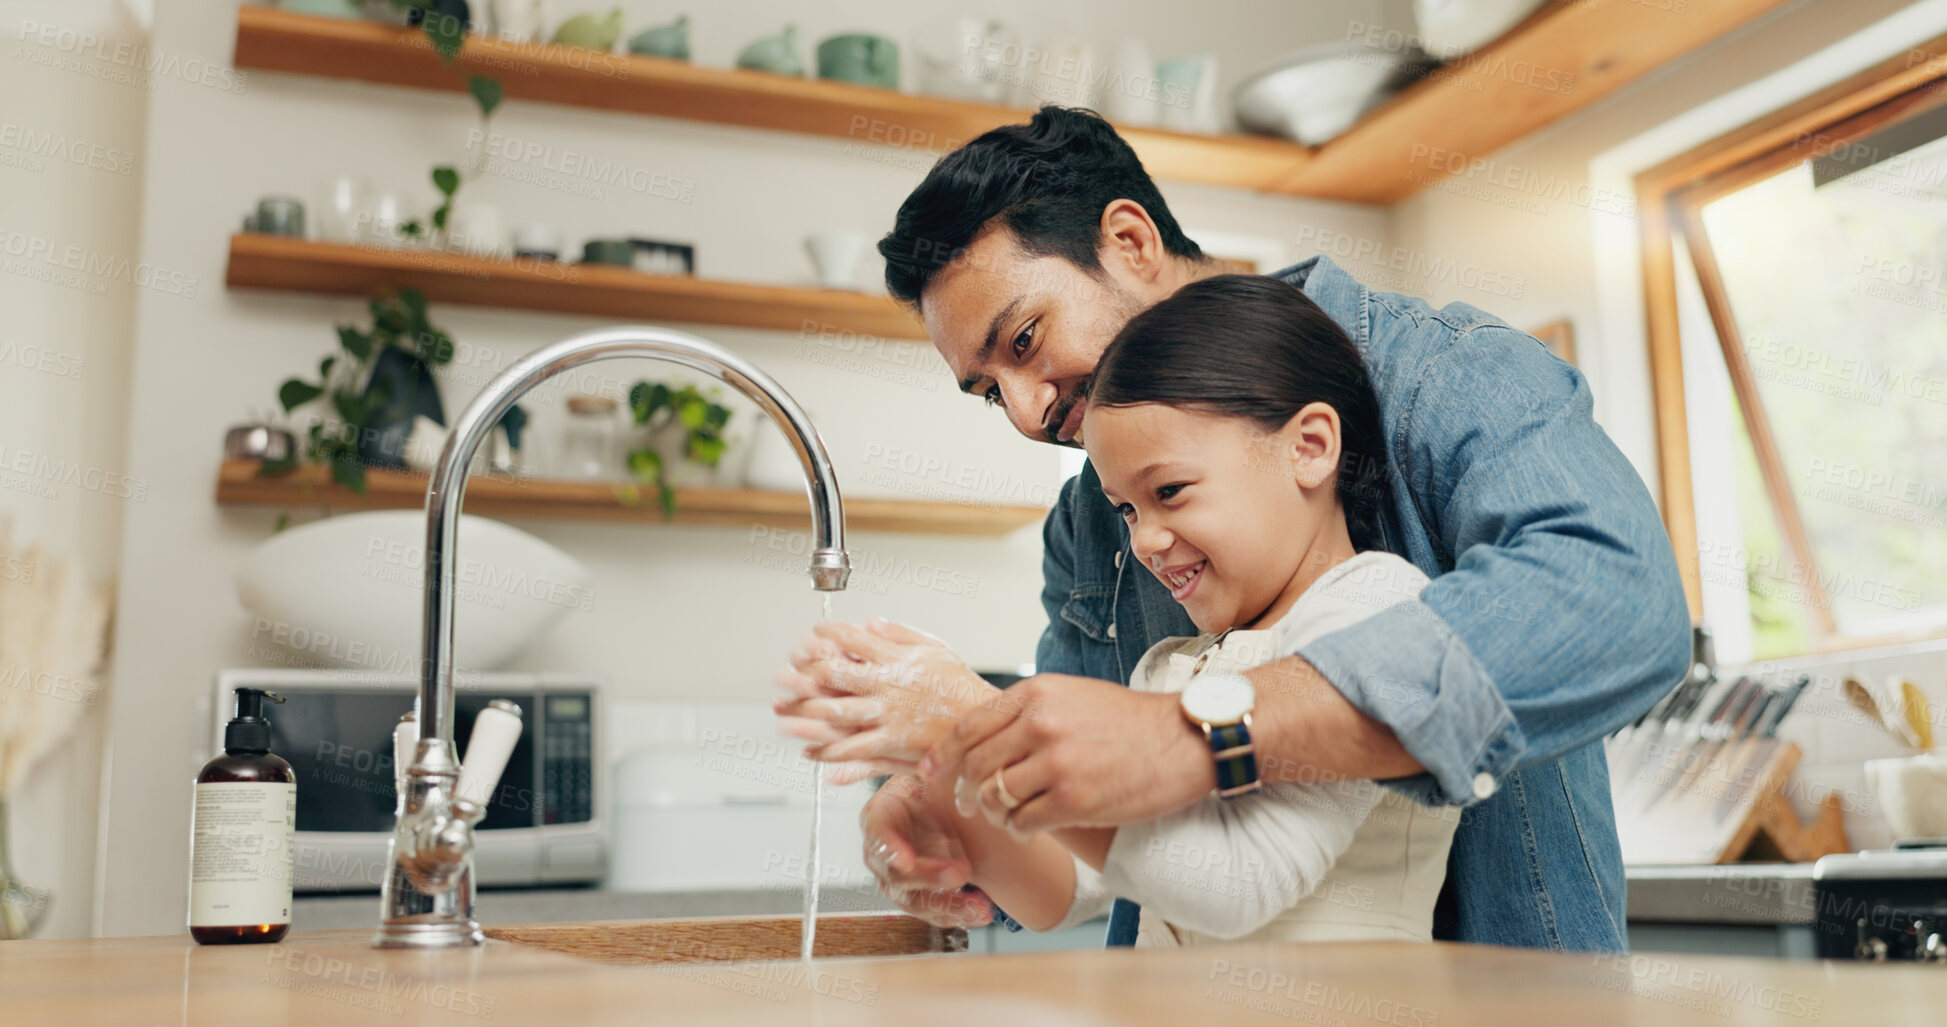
left=1637, top=34, right=1947, bottom=640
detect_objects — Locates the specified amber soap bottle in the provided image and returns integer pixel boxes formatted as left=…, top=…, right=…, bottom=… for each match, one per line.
left=188, top=688, right=295, bottom=944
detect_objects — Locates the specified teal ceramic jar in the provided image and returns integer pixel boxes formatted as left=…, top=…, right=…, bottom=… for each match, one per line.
left=816, top=33, right=899, bottom=89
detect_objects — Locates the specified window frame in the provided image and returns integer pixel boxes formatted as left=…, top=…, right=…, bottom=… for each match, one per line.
left=1637, top=34, right=1947, bottom=653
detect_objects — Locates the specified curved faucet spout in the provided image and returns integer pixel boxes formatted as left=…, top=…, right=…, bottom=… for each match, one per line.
left=420, top=326, right=849, bottom=759
left=376, top=326, right=849, bottom=948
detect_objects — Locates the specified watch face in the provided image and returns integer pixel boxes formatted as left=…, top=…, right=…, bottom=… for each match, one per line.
left=1183, top=674, right=1255, bottom=725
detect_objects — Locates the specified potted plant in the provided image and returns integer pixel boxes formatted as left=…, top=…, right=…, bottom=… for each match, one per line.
left=267, top=289, right=456, bottom=492
left=625, top=380, right=732, bottom=518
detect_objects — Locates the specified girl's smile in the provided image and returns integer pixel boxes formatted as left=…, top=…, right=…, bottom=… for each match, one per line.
left=1086, top=402, right=1352, bottom=634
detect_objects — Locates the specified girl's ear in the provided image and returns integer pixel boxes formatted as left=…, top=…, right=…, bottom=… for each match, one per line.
left=1279, top=402, right=1343, bottom=490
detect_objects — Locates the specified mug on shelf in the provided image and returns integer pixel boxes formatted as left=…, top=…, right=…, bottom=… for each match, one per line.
left=254, top=196, right=306, bottom=238
left=817, top=33, right=899, bottom=89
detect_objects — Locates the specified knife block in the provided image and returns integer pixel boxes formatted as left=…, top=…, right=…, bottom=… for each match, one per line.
left=1610, top=737, right=1849, bottom=865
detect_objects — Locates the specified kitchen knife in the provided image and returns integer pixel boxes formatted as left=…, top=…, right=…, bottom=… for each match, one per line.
left=1660, top=677, right=1766, bottom=808
left=1710, top=674, right=1811, bottom=822
left=1615, top=670, right=1719, bottom=803
left=1640, top=676, right=1757, bottom=813
left=1621, top=671, right=1734, bottom=805
left=1705, top=689, right=1783, bottom=818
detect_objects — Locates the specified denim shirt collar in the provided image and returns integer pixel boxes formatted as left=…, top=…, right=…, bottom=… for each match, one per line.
left=1272, top=255, right=1370, bottom=352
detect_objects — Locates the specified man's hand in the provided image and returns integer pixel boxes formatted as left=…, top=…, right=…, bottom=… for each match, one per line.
left=859, top=775, right=994, bottom=929
left=920, top=673, right=1217, bottom=834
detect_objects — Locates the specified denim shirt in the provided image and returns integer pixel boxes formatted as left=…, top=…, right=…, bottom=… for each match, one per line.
left=1034, top=256, right=1690, bottom=952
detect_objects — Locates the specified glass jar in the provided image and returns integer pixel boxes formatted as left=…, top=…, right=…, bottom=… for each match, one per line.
left=558, top=394, right=621, bottom=480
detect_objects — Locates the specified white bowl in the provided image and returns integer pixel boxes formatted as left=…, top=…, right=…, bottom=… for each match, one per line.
left=236, top=510, right=589, bottom=671
left=1413, top=0, right=1549, bottom=61
left=1232, top=43, right=1437, bottom=146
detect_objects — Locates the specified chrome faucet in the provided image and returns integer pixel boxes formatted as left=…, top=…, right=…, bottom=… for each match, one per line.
left=374, top=326, right=850, bottom=949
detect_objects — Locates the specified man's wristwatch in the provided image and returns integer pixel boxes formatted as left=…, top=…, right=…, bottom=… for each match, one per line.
left=1178, top=672, right=1261, bottom=798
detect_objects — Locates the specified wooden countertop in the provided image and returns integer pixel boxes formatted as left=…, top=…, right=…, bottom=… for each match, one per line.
left=6, top=926, right=1936, bottom=1025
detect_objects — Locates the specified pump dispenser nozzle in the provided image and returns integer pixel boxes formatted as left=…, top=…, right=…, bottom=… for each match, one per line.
left=224, top=687, right=286, bottom=754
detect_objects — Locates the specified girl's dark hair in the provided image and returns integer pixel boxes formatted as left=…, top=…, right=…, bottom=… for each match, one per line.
left=1089, top=274, right=1390, bottom=551
left=879, top=106, right=1203, bottom=306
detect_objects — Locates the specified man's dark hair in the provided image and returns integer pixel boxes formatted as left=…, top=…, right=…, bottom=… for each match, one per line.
left=878, top=106, right=1204, bottom=306
left=1089, top=274, right=1391, bottom=552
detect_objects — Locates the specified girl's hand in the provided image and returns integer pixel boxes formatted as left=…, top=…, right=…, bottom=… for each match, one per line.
left=859, top=775, right=994, bottom=929
left=774, top=617, right=997, bottom=767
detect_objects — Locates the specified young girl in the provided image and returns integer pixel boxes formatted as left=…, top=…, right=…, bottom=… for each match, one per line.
left=781, top=274, right=1457, bottom=945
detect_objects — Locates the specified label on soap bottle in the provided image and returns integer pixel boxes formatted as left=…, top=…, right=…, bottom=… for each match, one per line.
left=188, top=782, right=295, bottom=926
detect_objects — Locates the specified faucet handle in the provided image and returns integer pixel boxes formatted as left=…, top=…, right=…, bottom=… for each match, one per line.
left=392, top=711, right=419, bottom=797
left=455, top=699, right=523, bottom=809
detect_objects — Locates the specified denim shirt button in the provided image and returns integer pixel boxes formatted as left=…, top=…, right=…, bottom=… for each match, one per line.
left=1107, top=623, right=1117, bottom=639
left=1471, top=772, right=1497, bottom=800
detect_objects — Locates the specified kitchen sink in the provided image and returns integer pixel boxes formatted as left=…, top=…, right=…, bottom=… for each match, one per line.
left=484, top=913, right=967, bottom=965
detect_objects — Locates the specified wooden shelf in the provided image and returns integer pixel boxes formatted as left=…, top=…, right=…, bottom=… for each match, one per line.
left=234, top=5, right=1791, bottom=205
left=215, top=460, right=1046, bottom=536
left=1279, top=0, right=1795, bottom=203
left=233, top=6, right=1311, bottom=194
left=225, top=233, right=926, bottom=340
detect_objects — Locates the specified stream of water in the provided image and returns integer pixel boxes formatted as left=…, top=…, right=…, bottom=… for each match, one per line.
left=800, top=592, right=834, bottom=963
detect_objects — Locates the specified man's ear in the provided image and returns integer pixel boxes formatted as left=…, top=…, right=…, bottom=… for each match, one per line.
left=1281, top=403, right=1343, bottom=490
left=1097, top=199, right=1168, bottom=285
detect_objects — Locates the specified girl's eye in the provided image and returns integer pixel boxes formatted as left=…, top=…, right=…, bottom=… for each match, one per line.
left=1012, top=320, right=1037, bottom=358
left=1156, top=483, right=1187, bottom=502
left=983, top=385, right=1003, bottom=408
left=1112, top=502, right=1135, bottom=521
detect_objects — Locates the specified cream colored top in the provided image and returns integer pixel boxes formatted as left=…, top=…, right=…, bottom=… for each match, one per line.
left=1055, top=551, right=1460, bottom=946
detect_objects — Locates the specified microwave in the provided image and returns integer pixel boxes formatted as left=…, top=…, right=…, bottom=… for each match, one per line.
left=211, top=669, right=606, bottom=893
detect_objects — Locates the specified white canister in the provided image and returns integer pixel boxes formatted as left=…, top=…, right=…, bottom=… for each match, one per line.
left=1865, top=751, right=1947, bottom=841
left=1103, top=38, right=1160, bottom=127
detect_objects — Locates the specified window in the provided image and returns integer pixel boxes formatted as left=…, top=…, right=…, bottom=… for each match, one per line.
left=1641, top=41, right=1947, bottom=662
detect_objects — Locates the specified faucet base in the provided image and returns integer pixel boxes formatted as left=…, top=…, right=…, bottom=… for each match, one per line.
left=373, top=914, right=486, bottom=948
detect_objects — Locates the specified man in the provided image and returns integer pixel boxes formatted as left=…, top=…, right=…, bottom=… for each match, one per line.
left=796, top=106, right=1689, bottom=951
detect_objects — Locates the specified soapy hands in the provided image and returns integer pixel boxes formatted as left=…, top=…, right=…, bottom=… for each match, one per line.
left=774, top=618, right=998, bottom=771
left=857, top=774, right=994, bottom=929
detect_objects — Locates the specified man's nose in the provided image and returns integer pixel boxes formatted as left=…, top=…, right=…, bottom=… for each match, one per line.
left=999, top=376, right=1052, bottom=439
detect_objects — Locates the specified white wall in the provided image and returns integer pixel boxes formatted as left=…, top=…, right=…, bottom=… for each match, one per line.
left=83, top=0, right=1403, bottom=937
left=0, top=0, right=149, bottom=941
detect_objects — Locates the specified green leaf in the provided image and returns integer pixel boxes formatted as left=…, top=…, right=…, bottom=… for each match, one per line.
left=398, top=287, right=429, bottom=321
left=677, top=397, right=708, bottom=429
left=687, top=434, right=726, bottom=466
left=332, top=389, right=365, bottom=426
left=626, top=447, right=663, bottom=484
left=704, top=403, right=731, bottom=430
left=468, top=76, right=503, bottom=119
left=431, top=167, right=461, bottom=198
left=273, top=512, right=290, bottom=534
left=657, top=481, right=677, bottom=520
left=400, top=220, right=423, bottom=238
left=279, top=378, right=324, bottom=412
left=336, top=326, right=373, bottom=361
left=419, top=328, right=455, bottom=365
left=318, top=355, right=337, bottom=380
left=420, top=8, right=465, bottom=61
left=371, top=295, right=410, bottom=338
left=330, top=452, right=368, bottom=494
left=432, top=202, right=451, bottom=231
left=630, top=381, right=672, bottom=424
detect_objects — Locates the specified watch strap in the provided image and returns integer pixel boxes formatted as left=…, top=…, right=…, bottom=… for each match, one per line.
left=1204, top=715, right=1260, bottom=798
